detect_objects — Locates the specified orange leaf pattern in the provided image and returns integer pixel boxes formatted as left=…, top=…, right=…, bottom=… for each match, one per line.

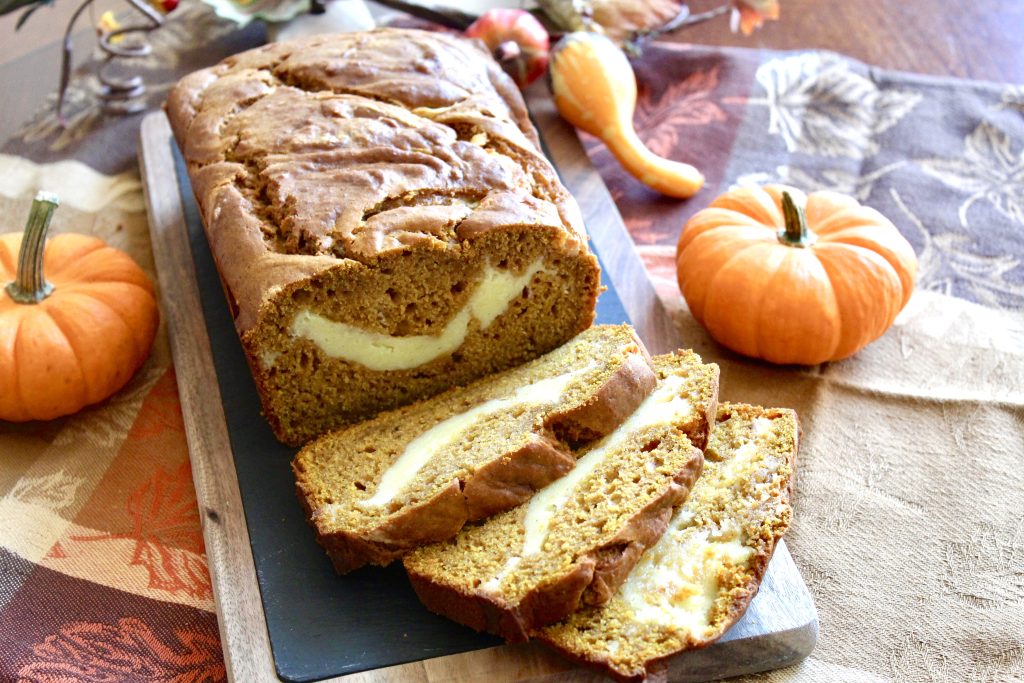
left=70, top=462, right=211, bottom=601
left=125, top=462, right=210, bottom=600
left=635, top=66, right=728, bottom=158
left=16, top=617, right=224, bottom=683
left=128, top=369, right=186, bottom=440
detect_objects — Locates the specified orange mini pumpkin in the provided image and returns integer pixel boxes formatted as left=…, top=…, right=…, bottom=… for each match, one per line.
left=0, top=193, right=159, bottom=421
left=676, top=185, right=917, bottom=365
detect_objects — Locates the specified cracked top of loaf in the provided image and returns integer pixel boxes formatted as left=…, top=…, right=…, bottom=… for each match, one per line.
left=166, top=28, right=587, bottom=332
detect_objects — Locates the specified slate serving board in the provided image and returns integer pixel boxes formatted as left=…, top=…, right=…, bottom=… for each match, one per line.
left=138, top=84, right=817, bottom=682
left=170, top=131, right=629, bottom=683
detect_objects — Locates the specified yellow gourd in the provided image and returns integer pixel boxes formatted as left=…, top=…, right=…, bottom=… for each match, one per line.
left=549, top=32, right=704, bottom=198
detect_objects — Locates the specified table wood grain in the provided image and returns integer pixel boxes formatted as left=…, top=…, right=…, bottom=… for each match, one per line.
left=2, top=0, right=1022, bottom=81
left=681, top=0, right=1024, bottom=83
left=3, top=0, right=1021, bottom=148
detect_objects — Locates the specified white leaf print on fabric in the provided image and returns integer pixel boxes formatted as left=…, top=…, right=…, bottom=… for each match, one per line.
left=9, top=470, right=82, bottom=512
left=944, top=523, right=1024, bottom=608
left=734, top=161, right=905, bottom=201
left=890, top=188, right=1024, bottom=309
left=997, top=85, right=1024, bottom=113
left=52, top=364, right=164, bottom=449
left=917, top=121, right=1024, bottom=228
left=751, top=52, right=922, bottom=158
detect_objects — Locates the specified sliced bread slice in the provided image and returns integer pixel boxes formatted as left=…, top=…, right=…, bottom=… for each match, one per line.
left=535, top=403, right=799, bottom=683
left=293, top=324, right=657, bottom=574
left=402, top=352, right=720, bottom=643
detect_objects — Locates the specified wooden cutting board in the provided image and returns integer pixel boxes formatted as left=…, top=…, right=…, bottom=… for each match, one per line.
left=137, top=85, right=817, bottom=683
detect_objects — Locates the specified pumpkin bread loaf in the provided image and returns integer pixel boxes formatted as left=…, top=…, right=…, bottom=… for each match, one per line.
left=536, top=403, right=799, bottom=683
left=293, top=325, right=657, bottom=574
left=166, top=28, right=601, bottom=445
left=402, top=352, right=719, bottom=643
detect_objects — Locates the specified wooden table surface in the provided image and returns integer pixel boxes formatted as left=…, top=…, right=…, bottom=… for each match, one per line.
left=683, top=0, right=1024, bottom=83
left=1, top=0, right=1023, bottom=83
left=1, top=0, right=1020, bottom=144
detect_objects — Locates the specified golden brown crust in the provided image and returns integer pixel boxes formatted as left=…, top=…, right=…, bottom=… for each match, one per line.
left=554, top=347, right=657, bottom=444
left=402, top=353, right=719, bottom=644
left=406, top=545, right=600, bottom=644
left=167, top=29, right=601, bottom=445
left=582, top=450, right=704, bottom=606
left=671, top=404, right=799, bottom=647
left=405, top=446, right=705, bottom=643
left=167, top=28, right=588, bottom=334
left=461, top=434, right=577, bottom=521
left=534, top=403, right=799, bottom=683
left=305, top=438, right=573, bottom=574
left=292, top=326, right=658, bottom=574
left=657, top=349, right=719, bottom=453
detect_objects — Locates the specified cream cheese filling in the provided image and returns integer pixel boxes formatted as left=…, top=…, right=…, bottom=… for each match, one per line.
left=618, top=423, right=772, bottom=630
left=752, top=416, right=774, bottom=436
left=482, top=375, right=694, bottom=592
left=360, top=363, right=595, bottom=508
left=522, top=375, right=693, bottom=557
left=620, top=523, right=753, bottom=632
left=289, top=258, right=547, bottom=372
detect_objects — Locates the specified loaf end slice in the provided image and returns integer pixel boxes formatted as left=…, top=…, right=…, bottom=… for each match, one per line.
left=535, top=403, right=799, bottom=683
left=402, top=351, right=720, bottom=643
left=167, top=29, right=602, bottom=446
left=293, top=325, right=657, bottom=574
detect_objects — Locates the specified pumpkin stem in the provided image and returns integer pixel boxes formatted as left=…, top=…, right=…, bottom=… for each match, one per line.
left=6, top=192, right=60, bottom=304
left=778, top=191, right=816, bottom=248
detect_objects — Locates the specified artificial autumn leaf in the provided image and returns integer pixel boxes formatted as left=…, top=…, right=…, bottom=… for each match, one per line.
left=591, top=0, right=686, bottom=41
left=535, top=0, right=686, bottom=42
left=730, top=0, right=779, bottom=35
left=17, top=617, right=224, bottom=683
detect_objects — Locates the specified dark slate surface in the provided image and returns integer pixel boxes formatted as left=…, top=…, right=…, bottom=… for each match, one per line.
left=174, top=144, right=630, bottom=682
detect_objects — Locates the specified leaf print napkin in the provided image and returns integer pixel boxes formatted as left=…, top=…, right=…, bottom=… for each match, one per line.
left=581, top=44, right=1024, bottom=310
left=578, top=40, right=1024, bottom=683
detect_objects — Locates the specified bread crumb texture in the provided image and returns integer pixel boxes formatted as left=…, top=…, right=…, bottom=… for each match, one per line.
left=536, top=402, right=799, bottom=683
left=402, top=352, right=720, bottom=642
left=167, top=29, right=600, bottom=445
left=293, top=325, right=656, bottom=573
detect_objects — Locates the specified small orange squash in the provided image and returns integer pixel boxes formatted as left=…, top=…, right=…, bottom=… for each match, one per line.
left=0, top=193, right=159, bottom=421
left=549, top=32, right=704, bottom=198
left=676, top=185, right=918, bottom=365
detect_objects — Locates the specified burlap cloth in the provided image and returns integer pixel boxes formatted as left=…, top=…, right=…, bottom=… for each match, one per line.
left=1, top=9, right=1022, bottom=681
